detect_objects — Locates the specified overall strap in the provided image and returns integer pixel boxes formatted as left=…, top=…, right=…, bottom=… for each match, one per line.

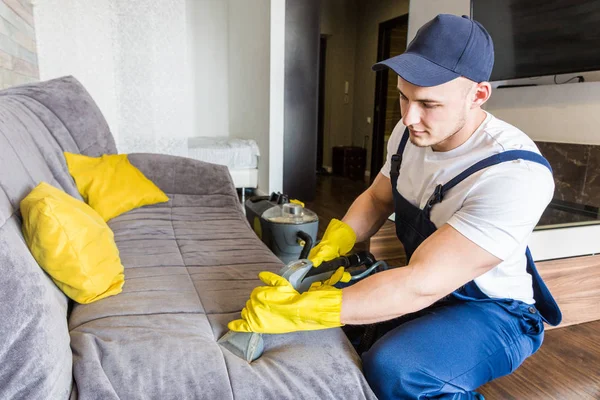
left=525, top=247, right=562, bottom=326
left=424, top=150, right=553, bottom=216
left=390, top=128, right=410, bottom=194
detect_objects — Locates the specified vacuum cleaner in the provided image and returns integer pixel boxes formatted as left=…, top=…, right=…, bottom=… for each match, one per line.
left=244, top=192, right=319, bottom=264
left=218, top=250, right=389, bottom=363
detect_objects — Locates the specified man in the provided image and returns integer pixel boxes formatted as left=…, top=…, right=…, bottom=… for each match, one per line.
left=229, top=14, right=562, bottom=399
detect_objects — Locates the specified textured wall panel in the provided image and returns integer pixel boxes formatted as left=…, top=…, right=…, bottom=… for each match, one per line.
left=33, top=0, right=193, bottom=156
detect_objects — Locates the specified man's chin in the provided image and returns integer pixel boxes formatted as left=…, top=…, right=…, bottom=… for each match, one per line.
left=408, top=135, right=431, bottom=148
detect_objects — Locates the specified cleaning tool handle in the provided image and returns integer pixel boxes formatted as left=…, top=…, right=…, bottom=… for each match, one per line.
left=297, top=231, right=313, bottom=260
left=304, top=250, right=375, bottom=278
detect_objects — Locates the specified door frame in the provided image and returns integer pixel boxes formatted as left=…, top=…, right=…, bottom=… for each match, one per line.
left=316, top=35, right=328, bottom=174
left=370, top=14, right=408, bottom=182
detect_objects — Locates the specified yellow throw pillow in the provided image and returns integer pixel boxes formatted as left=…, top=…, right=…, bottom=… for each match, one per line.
left=20, top=182, right=124, bottom=304
left=64, top=152, right=169, bottom=221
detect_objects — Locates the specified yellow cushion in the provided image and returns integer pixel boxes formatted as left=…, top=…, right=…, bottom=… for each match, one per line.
left=64, top=152, right=169, bottom=221
left=20, top=182, right=124, bottom=304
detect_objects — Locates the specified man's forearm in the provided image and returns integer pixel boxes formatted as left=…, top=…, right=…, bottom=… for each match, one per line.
left=339, top=265, right=438, bottom=324
left=342, top=190, right=394, bottom=243
left=338, top=224, right=501, bottom=325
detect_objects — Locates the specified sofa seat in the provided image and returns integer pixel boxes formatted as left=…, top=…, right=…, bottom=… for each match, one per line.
left=68, top=191, right=376, bottom=400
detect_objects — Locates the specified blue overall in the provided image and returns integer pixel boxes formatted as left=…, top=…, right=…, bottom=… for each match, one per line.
left=362, top=129, right=562, bottom=399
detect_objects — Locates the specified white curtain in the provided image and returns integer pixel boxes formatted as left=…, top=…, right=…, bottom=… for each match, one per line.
left=33, top=0, right=193, bottom=156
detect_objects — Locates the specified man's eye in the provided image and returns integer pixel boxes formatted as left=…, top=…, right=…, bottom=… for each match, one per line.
left=423, top=103, right=439, bottom=109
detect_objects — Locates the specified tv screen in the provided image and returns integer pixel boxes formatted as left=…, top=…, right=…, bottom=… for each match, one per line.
left=471, top=0, right=600, bottom=81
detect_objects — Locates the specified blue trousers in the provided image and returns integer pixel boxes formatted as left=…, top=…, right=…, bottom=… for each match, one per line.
left=360, top=298, right=544, bottom=399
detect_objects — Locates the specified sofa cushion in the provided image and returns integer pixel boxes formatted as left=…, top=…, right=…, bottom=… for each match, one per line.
left=0, top=213, right=72, bottom=399
left=0, top=76, right=117, bottom=157
left=20, top=182, right=124, bottom=304
left=68, top=193, right=377, bottom=399
left=0, top=76, right=116, bottom=399
left=0, top=76, right=119, bottom=221
left=64, top=152, right=169, bottom=221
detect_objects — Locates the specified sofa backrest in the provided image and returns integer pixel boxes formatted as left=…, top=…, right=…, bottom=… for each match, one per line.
left=0, top=76, right=117, bottom=399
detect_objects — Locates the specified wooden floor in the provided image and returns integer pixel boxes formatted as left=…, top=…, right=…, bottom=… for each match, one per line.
left=305, top=174, right=600, bottom=400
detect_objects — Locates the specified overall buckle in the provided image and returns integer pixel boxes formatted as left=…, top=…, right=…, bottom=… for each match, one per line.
left=390, top=154, right=401, bottom=178
left=424, top=184, right=444, bottom=215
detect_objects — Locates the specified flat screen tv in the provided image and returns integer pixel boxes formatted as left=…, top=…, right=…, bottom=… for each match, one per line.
left=471, top=0, right=600, bottom=81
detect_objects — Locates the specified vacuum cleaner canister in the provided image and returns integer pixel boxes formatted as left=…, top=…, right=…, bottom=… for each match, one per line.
left=245, top=194, right=319, bottom=264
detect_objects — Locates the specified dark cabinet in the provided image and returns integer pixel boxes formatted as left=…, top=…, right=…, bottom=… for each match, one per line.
left=332, top=146, right=367, bottom=181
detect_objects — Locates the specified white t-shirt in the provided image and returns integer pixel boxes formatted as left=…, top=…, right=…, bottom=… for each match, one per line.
left=381, top=111, right=554, bottom=304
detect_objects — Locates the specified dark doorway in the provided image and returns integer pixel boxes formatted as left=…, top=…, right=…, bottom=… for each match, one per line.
left=316, top=35, right=328, bottom=175
left=370, top=14, right=408, bottom=182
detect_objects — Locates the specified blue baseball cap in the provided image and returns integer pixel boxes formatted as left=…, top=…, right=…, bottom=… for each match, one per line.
left=373, top=14, right=494, bottom=87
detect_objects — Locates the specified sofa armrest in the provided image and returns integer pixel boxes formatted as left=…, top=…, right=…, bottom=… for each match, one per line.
left=128, top=153, right=237, bottom=197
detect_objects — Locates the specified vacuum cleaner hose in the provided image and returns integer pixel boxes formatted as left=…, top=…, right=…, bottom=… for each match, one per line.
left=350, top=260, right=389, bottom=280
left=296, top=231, right=313, bottom=260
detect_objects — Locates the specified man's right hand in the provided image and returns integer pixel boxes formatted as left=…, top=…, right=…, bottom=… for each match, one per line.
left=227, top=271, right=343, bottom=334
left=308, top=219, right=356, bottom=267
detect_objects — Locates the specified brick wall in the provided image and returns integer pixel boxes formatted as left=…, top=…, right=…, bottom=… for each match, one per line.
left=0, top=0, right=37, bottom=89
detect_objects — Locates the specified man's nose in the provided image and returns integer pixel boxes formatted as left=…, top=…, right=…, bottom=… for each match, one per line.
left=401, top=102, right=420, bottom=127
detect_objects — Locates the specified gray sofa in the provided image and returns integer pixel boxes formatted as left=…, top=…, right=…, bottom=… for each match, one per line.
left=0, top=77, right=377, bottom=400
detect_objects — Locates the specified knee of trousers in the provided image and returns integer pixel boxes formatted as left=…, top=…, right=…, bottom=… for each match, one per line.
left=362, top=325, right=544, bottom=399
left=362, top=342, right=443, bottom=399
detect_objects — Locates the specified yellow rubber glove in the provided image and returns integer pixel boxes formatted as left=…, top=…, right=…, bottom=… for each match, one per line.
left=308, top=219, right=356, bottom=267
left=309, top=267, right=351, bottom=290
left=290, top=199, right=305, bottom=208
left=227, top=271, right=343, bottom=334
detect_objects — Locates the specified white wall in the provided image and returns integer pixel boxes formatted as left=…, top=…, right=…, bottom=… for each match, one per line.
left=34, top=0, right=281, bottom=194
left=407, top=0, right=469, bottom=41
left=268, top=0, right=285, bottom=194
left=34, top=0, right=193, bottom=156
left=409, top=0, right=600, bottom=146
left=187, top=0, right=229, bottom=138
left=112, top=0, right=192, bottom=156
left=486, top=82, right=600, bottom=145
left=228, top=0, right=278, bottom=194
left=34, top=0, right=118, bottom=144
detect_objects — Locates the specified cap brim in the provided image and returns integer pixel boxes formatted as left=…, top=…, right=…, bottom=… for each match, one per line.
left=372, top=52, right=460, bottom=87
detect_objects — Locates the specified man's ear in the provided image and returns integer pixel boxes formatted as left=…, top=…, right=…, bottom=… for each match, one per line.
left=471, top=82, right=492, bottom=108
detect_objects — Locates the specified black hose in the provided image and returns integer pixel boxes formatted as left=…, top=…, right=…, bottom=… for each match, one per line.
left=346, top=250, right=376, bottom=268
left=305, top=256, right=351, bottom=277
left=297, top=231, right=313, bottom=260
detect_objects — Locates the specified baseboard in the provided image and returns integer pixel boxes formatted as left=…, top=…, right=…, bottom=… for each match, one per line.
left=530, top=223, right=600, bottom=261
